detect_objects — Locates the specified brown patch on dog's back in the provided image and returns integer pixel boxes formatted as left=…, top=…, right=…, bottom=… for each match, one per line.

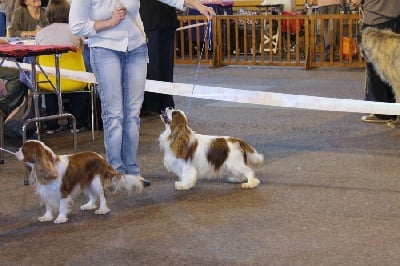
left=207, top=138, right=229, bottom=171
left=60, top=152, right=120, bottom=198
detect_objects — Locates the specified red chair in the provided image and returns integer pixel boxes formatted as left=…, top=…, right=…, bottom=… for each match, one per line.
left=281, top=11, right=305, bottom=53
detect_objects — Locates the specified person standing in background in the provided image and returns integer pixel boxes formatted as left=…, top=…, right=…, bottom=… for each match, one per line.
left=8, top=0, right=48, bottom=37
left=139, top=0, right=178, bottom=116
left=314, top=0, right=344, bottom=60
left=353, top=0, right=400, bottom=124
left=69, top=0, right=214, bottom=183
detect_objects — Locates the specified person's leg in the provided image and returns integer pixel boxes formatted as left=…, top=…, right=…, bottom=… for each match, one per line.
left=141, top=29, right=162, bottom=114
left=141, top=28, right=175, bottom=114
left=0, top=67, right=28, bottom=116
left=327, top=4, right=341, bottom=52
left=69, top=93, right=89, bottom=129
left=44, top=94, right=59, bottom=130
left=121, top=44, right=148, bottom=175
left=318, top=5, right=329, bottom=59
left=363, top=62, right=396, bottom=121
left=158, top=28, right=176, bottom=110
left=91, top=47, right=125, bottom=173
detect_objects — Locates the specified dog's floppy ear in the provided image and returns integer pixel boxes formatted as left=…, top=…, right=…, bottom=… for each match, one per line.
left=33, top=144, right=58, bottom=180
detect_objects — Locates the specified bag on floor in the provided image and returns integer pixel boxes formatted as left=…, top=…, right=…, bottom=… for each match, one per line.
left=342, top=36, right=359, bottom=60
left=4, top=94, right=36, bottom=139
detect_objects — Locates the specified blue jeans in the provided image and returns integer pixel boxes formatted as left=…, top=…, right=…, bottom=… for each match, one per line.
left=90, top=44, right=148, bottom=175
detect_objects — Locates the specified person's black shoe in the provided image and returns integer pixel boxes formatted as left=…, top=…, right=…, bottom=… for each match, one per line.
left=142, top=178, right=151, bottom=187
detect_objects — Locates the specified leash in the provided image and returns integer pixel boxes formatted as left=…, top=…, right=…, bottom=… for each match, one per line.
left=184, top=19, right=212, bottom=119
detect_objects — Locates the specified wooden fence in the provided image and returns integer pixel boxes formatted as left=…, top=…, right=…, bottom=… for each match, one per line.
left=174, top=13, right=363, bottom=69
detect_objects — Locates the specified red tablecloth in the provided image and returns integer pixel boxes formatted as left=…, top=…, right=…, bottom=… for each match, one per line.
left=0, top=44, right=77, bottom=58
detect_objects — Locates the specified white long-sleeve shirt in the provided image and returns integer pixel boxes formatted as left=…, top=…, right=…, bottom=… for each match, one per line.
left=69, top=0, right=185, bottom=52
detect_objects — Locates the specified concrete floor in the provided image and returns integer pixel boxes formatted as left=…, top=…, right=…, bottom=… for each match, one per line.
left=2, top=65, right=400, bottom=265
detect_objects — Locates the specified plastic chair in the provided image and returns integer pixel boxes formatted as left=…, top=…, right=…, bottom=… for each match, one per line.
left=260, top=19, right=280, bottom=54
left=36, top=49, right=96, bottom=140
left=281, top=11, right=305, bottom=53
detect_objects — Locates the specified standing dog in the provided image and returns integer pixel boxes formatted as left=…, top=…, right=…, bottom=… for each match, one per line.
left=361, top=27, right=400, bottom=126
left=16, top=140, right=148, bottom=223
left=159, top=107, right=264, bottom=190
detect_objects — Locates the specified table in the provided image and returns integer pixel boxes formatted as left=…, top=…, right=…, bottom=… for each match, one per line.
left=0, top=44, right=77, bottom=184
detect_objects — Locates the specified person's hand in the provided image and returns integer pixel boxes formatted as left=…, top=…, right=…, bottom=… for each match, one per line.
left=110, top=6, right=127, bottom=27
left=184, top=0, right=216, bottom=20
left=350, top=0, right=362, bottom=7
left=197, top=5, right=216, bottom=20
left=0, top=79, right=8, bottom=97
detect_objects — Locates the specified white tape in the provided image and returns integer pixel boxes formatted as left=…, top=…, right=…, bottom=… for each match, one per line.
left=176, top=22, right=208, bottom=32
left=1, top=60, right=97, bottom=84
left=2, top=60, right=398, bottom=115
left=145, top=80, right=400, bottom=115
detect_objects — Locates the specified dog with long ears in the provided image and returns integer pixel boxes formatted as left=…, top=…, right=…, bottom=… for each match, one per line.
left=159, top=107, right=264, bottom=190
left=361, top=27, right=400, bottom=126
left=15, top=140, right=149, bottom=223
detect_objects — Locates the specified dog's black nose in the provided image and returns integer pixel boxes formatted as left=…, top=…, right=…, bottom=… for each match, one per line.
left=142, top=178, right=151, bottom=187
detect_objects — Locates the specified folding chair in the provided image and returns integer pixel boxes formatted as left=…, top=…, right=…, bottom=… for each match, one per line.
left=260, top=18, right=280, bottom=54
left=36, top=49, right=96, bottom=140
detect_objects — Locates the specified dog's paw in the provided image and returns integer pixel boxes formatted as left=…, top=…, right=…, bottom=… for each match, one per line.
left=53, top=215, right=68, bottom=224
left=95, top=207, right=110, bottom=215
left=241, top=178, right=260, bottom=189
left=38, top=215, right=54, bottom=222
left=174, top=181, right=192, bottom=190
left=80, top=203, right=97, bottom=211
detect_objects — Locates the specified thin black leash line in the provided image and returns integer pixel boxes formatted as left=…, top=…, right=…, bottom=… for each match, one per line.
left=186, top=19, right=212, bottom=119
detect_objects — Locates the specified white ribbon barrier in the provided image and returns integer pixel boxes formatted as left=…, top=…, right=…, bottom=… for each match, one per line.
left=2, top=59, right=399, bottom=116
left=1, top=60, right=97, bottom=84
left=145, top=79, right=400, bottom=115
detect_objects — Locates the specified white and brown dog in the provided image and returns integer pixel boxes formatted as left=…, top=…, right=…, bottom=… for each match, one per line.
left=16, top=140, right=148, bottom=223
left=159, top=107, right=264, bottom=190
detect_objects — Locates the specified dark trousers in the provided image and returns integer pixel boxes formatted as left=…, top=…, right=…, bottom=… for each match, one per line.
left=45, top=93, right=89, bottom=129
left=141, top=28, right=175, bottom=114
left=0, top=67, right=28, bottom=117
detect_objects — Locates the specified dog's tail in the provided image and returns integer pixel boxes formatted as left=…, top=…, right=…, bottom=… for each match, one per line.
left=247, top=151, right=264, bottom=167
left=110, top=174, right=146, bottom=195
left=234, top=138, right=264, bottom=167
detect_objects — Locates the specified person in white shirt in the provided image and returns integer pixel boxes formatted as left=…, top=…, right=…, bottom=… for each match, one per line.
left=69, top=0, right=215, bottom=182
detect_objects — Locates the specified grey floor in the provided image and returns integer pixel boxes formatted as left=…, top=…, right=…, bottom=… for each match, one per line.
left=2, top=65, right=400, bottom=265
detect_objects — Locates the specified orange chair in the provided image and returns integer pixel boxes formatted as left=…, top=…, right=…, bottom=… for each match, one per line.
left=36, top=49, right=96, bottom=140
left=281, top=11, right=305, bottom=53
